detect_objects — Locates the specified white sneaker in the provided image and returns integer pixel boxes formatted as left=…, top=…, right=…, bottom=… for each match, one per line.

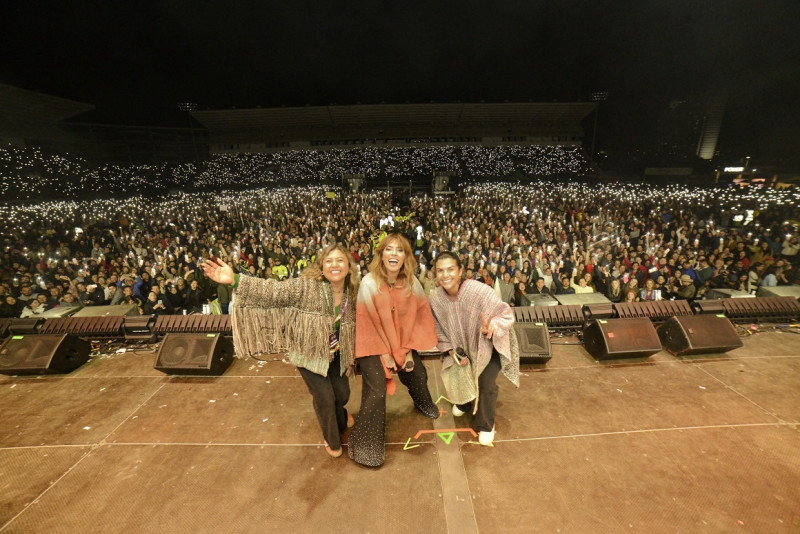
left=451, top=405, right=465, bottom=417
left=478, top=427, right=495, bottom=446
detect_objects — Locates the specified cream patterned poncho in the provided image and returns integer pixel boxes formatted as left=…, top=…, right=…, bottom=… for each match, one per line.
left=231, top=276, right=356, bottom=377
left=429, top=279, right=520, bottom=408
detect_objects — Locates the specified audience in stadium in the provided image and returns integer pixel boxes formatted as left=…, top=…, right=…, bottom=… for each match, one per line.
left=0, top=144, right=593, bottom=201
left=0, top=147, right=798, bottom=321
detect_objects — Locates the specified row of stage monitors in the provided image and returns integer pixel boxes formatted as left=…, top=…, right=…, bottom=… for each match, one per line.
left=0, top=314, right=742, bottom=376
left=0, top=333, right=234, bottom=376
left=512, top=313, right=742, bottom=363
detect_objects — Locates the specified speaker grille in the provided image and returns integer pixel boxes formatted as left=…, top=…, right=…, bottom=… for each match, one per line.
left=160, top=337, right=216, bottom=367
left=723, top=296, right=800, bottom=323
left=154, top=333, right=233, bottom=376
left=1, top=337, right=59, bottom=368
left=658, top=315, right=743, bottom=356
left=514, top=305, right=584, bottom=328
left=154, top=314, right=232, bottom=334
left=0, top=334, right=90, bottom=375
left=614, top=300, right=693, bottom=322
left=583, top=318, right=661, bottom=360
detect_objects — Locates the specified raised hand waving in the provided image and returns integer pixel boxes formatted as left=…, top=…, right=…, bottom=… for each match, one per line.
left=202, top=257, right=235, bottom=285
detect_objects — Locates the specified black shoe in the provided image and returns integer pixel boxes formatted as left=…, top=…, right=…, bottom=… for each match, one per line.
left=416, top=404, right=439, bottom=419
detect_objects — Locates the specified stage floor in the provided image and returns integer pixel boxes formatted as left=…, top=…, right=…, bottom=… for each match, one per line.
left=1, top=329, right=799, bottom=533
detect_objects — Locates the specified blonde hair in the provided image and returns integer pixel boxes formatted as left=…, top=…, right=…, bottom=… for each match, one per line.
left=369, top=233, right=417, bottom=291
left=302, top=243, right=360, bottom=295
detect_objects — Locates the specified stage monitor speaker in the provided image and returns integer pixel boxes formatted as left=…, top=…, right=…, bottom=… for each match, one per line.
left=582, top=303, right=615, bottom=321
left=0, top=334, right=91, bottom=375
left=124, top=316, right=156, bottom=341
left=512, top=322, right=552, bottom=364
left=756, top=286, right=800, bottom=299
left=583, top=318, right=661, bottom=361
left=692, top=299, right=726, bottom=315
left=38, top=306, right=82, bottom=319
left=706, top=289, right=754, bottom=299
left=658, top=315, right=743, bottom=356
left=555, top=293, right=612, bottom=306
left=521, top=294, right=559, bottom=307
left=73, top=304, right=139, bottom=317
left=9, top=318, right=44, bottom=335
left=154, top=333, right=234, bottom=376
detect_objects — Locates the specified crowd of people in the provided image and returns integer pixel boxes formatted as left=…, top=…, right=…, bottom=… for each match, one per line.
left=2, top=164, right=798, bottom=465
left=1, top=144, right=593, bottom=201
left=1, top=172, right=798, bottom=321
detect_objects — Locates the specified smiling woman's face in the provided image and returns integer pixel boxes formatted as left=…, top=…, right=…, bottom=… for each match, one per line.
left=435, top=257, right=463, bottom=296
left=382, top=238, right=405, bottom=279
left=322, top=249, right=348, bottom=285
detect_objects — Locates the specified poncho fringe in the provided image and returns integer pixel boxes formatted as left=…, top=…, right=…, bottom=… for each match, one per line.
left=231, top=276, right=355, bottom=377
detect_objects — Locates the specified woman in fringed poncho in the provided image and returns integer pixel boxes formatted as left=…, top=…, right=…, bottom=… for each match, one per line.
left=349, top=233, right=439, bottom=467
left=429, top=252, right=520, bottom=446
left=202, top=244, right=358, bottom=458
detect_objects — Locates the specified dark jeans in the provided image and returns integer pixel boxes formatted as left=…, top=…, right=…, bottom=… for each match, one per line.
left=297, top=352, right=350, bottom=451
left=457, top=349, right=502, bottom=432
left=348, top=352, right=438, bottom=467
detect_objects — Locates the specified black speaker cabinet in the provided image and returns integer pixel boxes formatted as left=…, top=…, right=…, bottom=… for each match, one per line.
left=582, top=303, right=615, bottom=321
left=513, top=322, right=552, bottom=364
left=0, top=334, right=91, bottom=375
left=583, top=318, right=661, bottom=360
left=692, top=299, right=726, bottom=315
left=154, top=333, right=234, bottom=375
left=124, top=316, right=156, bottom=341
left=658, top=315, right=743, bottom=356
left=9, top=318, right=44, bottom=335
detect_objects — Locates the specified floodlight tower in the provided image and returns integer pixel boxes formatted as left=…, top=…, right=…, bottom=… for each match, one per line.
left=178, top=102, right=200, bottom=164
left=589, top=91, right=609, bottom=162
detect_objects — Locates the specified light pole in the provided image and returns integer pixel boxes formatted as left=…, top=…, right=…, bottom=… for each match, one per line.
left=590, top=91, right=608, bottom=162
left=178, top=102, right=199, bottom=164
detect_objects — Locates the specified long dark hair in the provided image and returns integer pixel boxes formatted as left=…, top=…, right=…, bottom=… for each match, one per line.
left=434, top=251, right=462, bottom=269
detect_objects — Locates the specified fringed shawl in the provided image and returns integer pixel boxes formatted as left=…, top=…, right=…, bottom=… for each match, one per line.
left=231, top=276, right=356, bottom=377
left=355, top=273, right=438, bottom=394
left=429, top=280, right=520, bottom=412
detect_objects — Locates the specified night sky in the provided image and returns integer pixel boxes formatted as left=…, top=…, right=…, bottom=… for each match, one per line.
left=3, top=1, right=799, bottom=166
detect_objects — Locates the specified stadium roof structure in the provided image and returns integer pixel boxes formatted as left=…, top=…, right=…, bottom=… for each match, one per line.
left=191, top=102, right=597, bottom=145
left=0, top=83, right=94, bottom=137
left=0, top=84, right=202, bottom=164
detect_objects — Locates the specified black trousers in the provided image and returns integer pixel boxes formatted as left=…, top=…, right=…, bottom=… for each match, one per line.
left=456, top=349, right=502, bottom=432
left=297, top=352, right=350, bottom=451
left=348, top=352, right=438, bottom=467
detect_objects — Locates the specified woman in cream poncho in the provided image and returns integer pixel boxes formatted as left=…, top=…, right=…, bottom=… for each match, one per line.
left=428, top=252, right=520, bottom=447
